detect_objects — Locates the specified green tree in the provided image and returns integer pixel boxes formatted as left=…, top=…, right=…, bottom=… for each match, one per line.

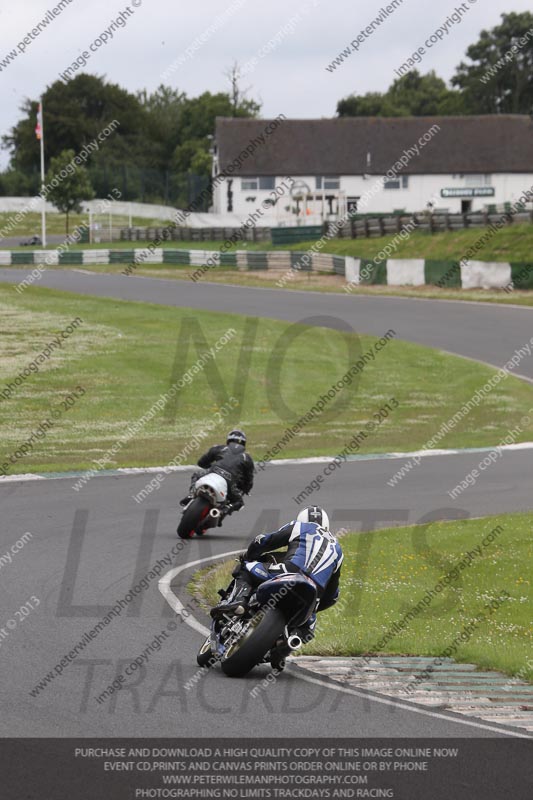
left=387, top=71, right=464, bottom=115
left=178, top=90, right=260, bottom=141
left=138, top=85, right=187, bottom=170
left=3, top=75, right=146, bottom=174
left=172, top=89, right=261, bottom=179
left=45, top=149, right=94, bottom=234
left=0, top=168, right=38, bottom=196
left=337, top=71, right=464, bottom=117
left=337, top=91, right=391, bottom=117
left=452, top=12, right=533, bottom=113
left=172, top=139, right=208, bottom=175
left=1, top=75, right=261, bottom=203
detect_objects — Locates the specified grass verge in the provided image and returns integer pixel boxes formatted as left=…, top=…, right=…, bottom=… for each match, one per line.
left=2, top=285, right=533, bottom=475
left=190, top=512, right=533, bottom=681
left=3, top=219, right=533, bottom=261
left=292, top=222, right=533, bottom=264
left=3, top=219, right=533, bottom=260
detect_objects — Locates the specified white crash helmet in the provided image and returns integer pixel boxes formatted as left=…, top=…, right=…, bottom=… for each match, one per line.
left=297, top=506, right=330, bottom=532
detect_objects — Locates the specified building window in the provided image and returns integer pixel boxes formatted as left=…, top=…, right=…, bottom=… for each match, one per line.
left=384, top=176, right=409, bottom=190
left=241, top=177, right=276, bottom=191
left=464, top=174, right=492, bottom=187
left=316, top=176, right=340, bottom=190
left=241, top=178, right=258, bottom=191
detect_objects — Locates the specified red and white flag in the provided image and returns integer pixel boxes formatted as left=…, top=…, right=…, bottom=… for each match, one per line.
left=35, top=103, right=42, bottom=140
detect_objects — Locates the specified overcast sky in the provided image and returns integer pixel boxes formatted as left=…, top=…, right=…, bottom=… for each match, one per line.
left=1, top=0, right=531, bottom=169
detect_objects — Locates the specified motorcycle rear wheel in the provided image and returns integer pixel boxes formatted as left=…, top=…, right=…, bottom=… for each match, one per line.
left=177, top=497, right=211, bottom=539
left=221, top=607, right=286, bottom=678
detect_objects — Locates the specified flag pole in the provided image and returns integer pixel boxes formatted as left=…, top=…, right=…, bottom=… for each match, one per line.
left=37, top=99, right=47, bottom=247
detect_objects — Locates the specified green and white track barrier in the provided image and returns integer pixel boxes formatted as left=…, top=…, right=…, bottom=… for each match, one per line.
left=1, top=249, right=531, bottom=290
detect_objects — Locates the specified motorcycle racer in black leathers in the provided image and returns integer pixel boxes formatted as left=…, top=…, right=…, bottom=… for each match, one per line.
left=181, top=429, right=254, bottom=521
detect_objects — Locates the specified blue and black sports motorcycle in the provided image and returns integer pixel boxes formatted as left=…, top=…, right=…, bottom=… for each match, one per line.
left=197, top=557, right=318, bottom=678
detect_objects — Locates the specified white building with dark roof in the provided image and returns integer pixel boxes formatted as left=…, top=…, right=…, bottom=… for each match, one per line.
left=212, top=115, right=533, bottom=224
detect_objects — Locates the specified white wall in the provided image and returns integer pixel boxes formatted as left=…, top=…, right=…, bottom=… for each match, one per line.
left=0, top=196, right=274, bottom=228
left=213, top=173, right=533, bottom=221
left=0, top=197, right=178, bottom=221
left=212, top=175, right=331, bottom=225
left=84, top=200, right=177, bottom=220
left=341, top=172, right=533, bottom=215
left=0, top=197, right=57, bottom=213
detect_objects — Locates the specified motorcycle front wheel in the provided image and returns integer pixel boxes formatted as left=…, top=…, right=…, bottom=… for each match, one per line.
left=177, top=497, right=211, bottom=539
left=221, top=607, right=286, bottom=678
left=196, top=635, right=217, bottom=668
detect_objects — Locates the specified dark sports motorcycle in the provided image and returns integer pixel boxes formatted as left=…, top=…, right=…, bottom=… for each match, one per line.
left=177, top=472, right=231, bottom=539
left=196, top=557, right=318, bottom=677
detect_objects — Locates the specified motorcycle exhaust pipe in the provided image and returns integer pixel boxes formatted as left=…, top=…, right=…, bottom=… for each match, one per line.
left=209, top=507, right=221, bottom=519
left=287, top=635, right=303, bottom=651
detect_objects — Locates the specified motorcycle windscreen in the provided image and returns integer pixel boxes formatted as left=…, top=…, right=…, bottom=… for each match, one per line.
left=194, top=472, right=228, bottom=503
left=256, top=573, right=317, bottom=627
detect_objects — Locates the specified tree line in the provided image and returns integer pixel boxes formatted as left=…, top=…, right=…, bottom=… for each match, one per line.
left=1, top=66, right=259, bottom=208
left=337, top=12, right=533, bottom=116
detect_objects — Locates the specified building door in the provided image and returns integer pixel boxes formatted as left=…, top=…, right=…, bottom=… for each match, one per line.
left=347, top=197, right=360, bottom=216
left=461, top=200, right=472, bottom=214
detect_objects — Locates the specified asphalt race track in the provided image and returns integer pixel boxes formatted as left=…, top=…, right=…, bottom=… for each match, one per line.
left=1, top=269, right=533, bottom=380
left=1, top=270, right=532, bottom=738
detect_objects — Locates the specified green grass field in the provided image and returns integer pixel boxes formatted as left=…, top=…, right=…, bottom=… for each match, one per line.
left=191, top=512, right=533, bottom=681
left=295, top=222, right=533, bottom=263
left=2, top=285, right=533, bottom=475
left=3, top=215, right=533, bottom=262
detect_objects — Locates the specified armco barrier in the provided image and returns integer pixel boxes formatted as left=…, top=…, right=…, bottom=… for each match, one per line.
left=1, top=248, right=531, bottom=289
left=271, top=225, right=324, bottom=245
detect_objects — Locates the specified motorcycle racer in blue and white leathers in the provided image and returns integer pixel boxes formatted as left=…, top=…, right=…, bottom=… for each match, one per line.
left=213, top=506, right=343, bottom=643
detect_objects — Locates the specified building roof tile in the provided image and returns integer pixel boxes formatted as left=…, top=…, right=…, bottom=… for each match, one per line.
left=215, top=115, right=533, bottom=176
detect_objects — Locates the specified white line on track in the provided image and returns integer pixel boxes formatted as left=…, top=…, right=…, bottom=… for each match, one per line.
left=159, top=550, right=532, bottom=739
left=3, top=441, right=533, bottom=483
left=158, top=549, right=242, bottom=637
